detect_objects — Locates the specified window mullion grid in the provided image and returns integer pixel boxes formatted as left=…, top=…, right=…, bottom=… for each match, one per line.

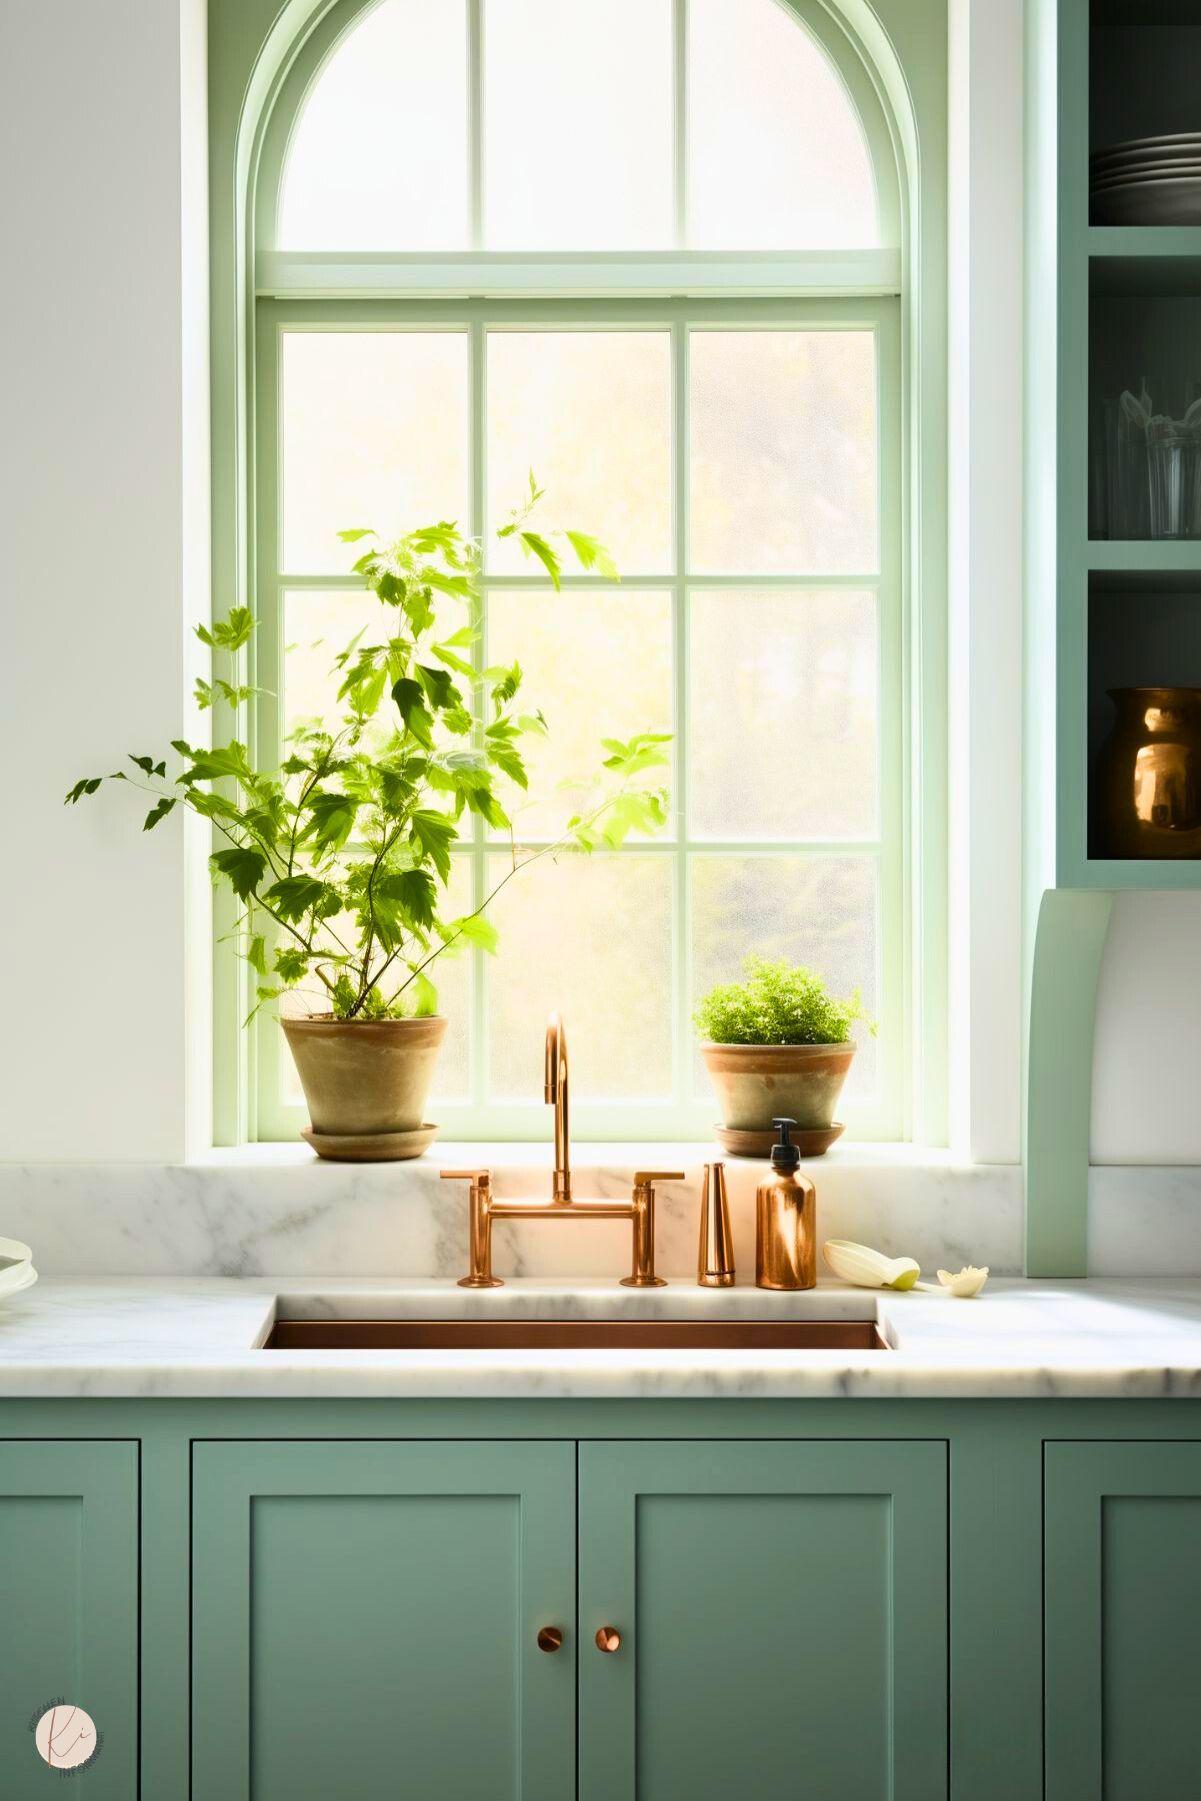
left=671, top=320, right=690, bottom=1113
left=469, top=316, right=488, bottom=1110
left=467, top=0, right=483, bottom=251
left=673, top=0, right=688, bottom=249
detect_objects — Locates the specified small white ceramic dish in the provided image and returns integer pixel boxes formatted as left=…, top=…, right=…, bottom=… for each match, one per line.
left=0, top=1236, right=37, bottom=1302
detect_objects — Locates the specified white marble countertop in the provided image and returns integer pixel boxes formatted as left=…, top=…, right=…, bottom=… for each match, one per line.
left=3, top=1275, right=1201, bottom=1399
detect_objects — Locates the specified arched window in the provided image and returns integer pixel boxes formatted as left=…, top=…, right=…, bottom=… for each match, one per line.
left=234, top=0, right=914, bottom=1142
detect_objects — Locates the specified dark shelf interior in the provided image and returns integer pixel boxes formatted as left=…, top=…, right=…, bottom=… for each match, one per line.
left=1088, top=577, right=1201, bottom=855
left=1092, top=19, right=1201, bottom=157
left=1088, top=266, right=1201, bottom=541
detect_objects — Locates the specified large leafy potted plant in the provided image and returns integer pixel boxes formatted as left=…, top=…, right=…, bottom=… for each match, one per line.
left=693, top=956, right=869, bottom=1156
left=68, top=493, right=668, bottom=1157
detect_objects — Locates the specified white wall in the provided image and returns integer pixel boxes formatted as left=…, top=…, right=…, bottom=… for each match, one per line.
left=0, top=0, right=210, bottom=1162
left=947, top=0, right=1026, bottom=1164
left=1092, top=894, right=1201, bottom=1164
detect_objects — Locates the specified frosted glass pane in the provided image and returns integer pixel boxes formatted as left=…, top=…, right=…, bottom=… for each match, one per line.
left=689, top=590, right=877, bottom=839
left=487, top=589, right=673, bottom=838
left=280, top=856, right=474, bottom=1105
left=484, top=0, right=673, bottom=248
left=691, top=855, right=877, bottom=1097
left=690, top=331, right=878, bottom=574
left=486, top=853, right=672, bottom=1099
left=487, top=332, right=671, bottom=573
left=279, top=0, right=468, bottom=250
left=688, top=0, right=878, bottom=249
left=282, top=332, right=468, bottom=573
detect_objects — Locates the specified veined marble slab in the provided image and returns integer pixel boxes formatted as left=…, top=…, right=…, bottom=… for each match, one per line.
left=3, top=1275, right=1201, bottom=1398
left=0, top=1142, right=1023, bottom=1279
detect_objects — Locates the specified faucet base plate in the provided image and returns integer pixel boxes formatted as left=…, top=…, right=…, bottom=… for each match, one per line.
left=457, top=1276, right=505, bottom=1289
left=619, top=1275, right=668, bottom=1289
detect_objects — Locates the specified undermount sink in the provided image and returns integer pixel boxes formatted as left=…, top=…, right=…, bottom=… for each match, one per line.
left=263, top=1318, right=891, bottom=1351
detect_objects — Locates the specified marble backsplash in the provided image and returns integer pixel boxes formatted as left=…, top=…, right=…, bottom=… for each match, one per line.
left=2, top=1146, right=1196, bottom=1279
left=0, top=1142, right=1025, bottom=1279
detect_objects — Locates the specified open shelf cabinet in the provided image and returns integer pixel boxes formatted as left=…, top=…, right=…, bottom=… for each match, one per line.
left=1034, top=0, right=1201, bottom=894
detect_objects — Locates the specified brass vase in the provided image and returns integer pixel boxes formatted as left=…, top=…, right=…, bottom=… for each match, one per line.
left=1099, top=687, right=1201, bottom=859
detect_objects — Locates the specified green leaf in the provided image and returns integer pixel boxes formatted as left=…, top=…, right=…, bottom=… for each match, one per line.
left=519, top=530, right=562, bottom=590
left=264, top=874, right=339, bottom=923
left=143, top=797, right=177, bottom=831
left=210, top=845, right=267, bottom=902
left=487, top=661, right=522, bottom=708
left=194, top=677, right=213, bottom=710
left=337, top=527, right=377, bottom=543
left=375, top=867, right=437, bottom=932
left=416, top=663, right=462, bottom=711
left=463, top=784, right=510, bottom=830
left=448, top=912, right=500, bottom=954
left=303, top=789, right=358, bottom=854
left=411, top=970, right=439, bottom=1016
left=246, top=934, right=267, bottom=976
left=274, top=946, right=310, bottom=984
left=391, top=677, right=435, bottom=749
left=488, top=745, right=528, bottom=789
left=565, top=530, right=619, bottom=581
left=207, top=607, right=254, bottom=651
left=64, top=777, right=103, bottom=804
left=516, top=711, right=549, bottom=738
left=428, top=641, right=477, bottom=680
left=185, top=743, right=254, bottom=788
left=409, top=808, right=457, bottom=882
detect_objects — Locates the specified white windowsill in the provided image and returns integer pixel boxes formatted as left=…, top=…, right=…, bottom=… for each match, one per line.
left=192, top=1140, right=1011, bottom=1174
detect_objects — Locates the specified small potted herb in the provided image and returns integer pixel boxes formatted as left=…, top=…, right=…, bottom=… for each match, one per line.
left=67, top=489, right=668, bottom=1157
left=693, top=955, right=869, bottom=1154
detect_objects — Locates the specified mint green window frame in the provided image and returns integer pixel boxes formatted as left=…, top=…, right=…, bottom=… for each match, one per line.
left=208, top=0, right=947, bottom=1147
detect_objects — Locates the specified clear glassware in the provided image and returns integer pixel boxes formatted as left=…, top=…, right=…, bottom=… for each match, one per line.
left=1148, top=421, right=1193, bottom=541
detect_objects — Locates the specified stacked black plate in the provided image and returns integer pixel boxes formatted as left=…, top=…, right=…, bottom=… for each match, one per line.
left=1091, top=134, right=1201, bottom=225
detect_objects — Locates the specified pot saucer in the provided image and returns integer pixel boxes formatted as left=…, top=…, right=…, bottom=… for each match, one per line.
left=714, top=1122, right=844, bottom=1159
left=301, top=1123, right=439, bottom=1162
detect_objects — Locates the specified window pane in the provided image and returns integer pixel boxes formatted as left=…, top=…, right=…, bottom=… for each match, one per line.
left=689, top=589, right=877, bottom=840
left=691, top=854, right=877, bottom=1098
left=487, top=332, right=671, bottom=572
left=279, top=855, right=473, bottom=1106
left=279, top=0, right=468, bottom=250
left=282, top=332, right=468, bottom=573
left=484, top=0, right=673, bottom=248
left=688, top=0, right=878, bottom=249
left=283, top=591, right=388, bottom=743
left=487, top=589, right=673, bottom=839
left=486, top=853, right=673, bottom=1099
left=690, top=330, right=878, bottom=574
left=283, top=589, right=468, bottom=748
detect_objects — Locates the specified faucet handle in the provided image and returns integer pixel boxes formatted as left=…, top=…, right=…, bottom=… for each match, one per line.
left=633, top=1170, right=685, bottom=1186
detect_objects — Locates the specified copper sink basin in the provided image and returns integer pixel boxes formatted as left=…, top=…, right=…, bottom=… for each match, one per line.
left=263, top=1318, right=890, bottom=1351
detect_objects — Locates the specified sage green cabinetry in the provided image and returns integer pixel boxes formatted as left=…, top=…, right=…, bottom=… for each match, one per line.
left=191, top=1440, right=576, bottom=1801
left=578, top=1440, right=947, bottom=1801
left=1045, top=1440, right=1201, bottom=1801
left=0, top=1440, right=137, bottom=1798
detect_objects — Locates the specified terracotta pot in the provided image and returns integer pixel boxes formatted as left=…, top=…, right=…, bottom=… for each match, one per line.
left=700, top=1040, right=856, bottom=1134
left=281, top=1015, right=447, bottom=1141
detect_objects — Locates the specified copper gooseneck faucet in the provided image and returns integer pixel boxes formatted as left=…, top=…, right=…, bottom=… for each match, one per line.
left=545, top=1013, right=571, bottom=1204
left=442, top=1014, right=683, bottom=1288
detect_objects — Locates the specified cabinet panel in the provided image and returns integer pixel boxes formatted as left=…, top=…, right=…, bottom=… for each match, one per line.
left=0, top=1440, right=138, bottom=1798
left=578, top=1439, right=947, bottom=1801
left=191, top=1440, right=575, bottom=1801
left=1046, top=1440, right=1201, bottom=1801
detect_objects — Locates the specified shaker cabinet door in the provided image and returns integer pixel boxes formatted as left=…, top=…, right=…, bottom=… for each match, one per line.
left=0, top=1440, right=138, bottom=1798
left=192, top=1439, right=576, bottom=1801
left=577, top=1439, right=948, bottom=1801
left=1045, top=1440, right=1201, bottom=1801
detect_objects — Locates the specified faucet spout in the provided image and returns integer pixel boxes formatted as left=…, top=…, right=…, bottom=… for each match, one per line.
left=545, top=1013, right=571, bottom=1204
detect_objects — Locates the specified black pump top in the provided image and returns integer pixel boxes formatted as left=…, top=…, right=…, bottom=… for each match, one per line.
left=770, top=1118, right=800, bottom=1173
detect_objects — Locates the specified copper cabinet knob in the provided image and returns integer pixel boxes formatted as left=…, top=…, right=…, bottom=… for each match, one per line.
left=595, top=1626, right=622, bottom=1654
left=536, top=1626, right=564, bottom=1653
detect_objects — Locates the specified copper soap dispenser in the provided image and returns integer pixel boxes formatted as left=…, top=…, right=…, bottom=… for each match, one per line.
left=755, top=1118, right=816, bottom=1291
